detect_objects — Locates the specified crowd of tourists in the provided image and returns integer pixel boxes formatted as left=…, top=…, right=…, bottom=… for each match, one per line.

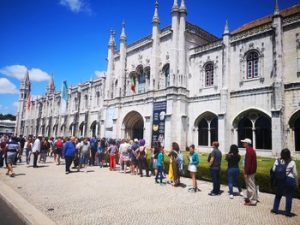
left=0, top=134, right=298, bottom=217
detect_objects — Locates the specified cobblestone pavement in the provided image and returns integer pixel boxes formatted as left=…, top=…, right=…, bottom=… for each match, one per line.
left=0, top=157, right=299, bottom=225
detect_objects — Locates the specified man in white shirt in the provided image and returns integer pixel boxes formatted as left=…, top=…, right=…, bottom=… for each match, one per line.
left=32, top=135, right=42, bottom=168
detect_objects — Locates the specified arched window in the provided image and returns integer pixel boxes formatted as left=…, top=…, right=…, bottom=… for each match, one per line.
left=163, top=64, right=170, bottom=88
left=144, top=67, right=150, bottom=92
left=238, top=117, right=252, bottom=148
left=96, top=92, right=100, bottom=106
left=255, top=116, right=272, bottom=149
left=197, top=115, right=218, bottom=146
left=246, top=51, right=259, bottom=79
left=137, top=66, right=145, bottom=94
left=210, top=117, right=218, bottom=143
left=205, top=63, right=214, bottom=87
left=198, top=119, right=208, bottom=146
left=84, top=95, right=88, bottom=108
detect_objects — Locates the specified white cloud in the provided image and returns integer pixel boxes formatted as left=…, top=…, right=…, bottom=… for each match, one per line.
left=13, top=102, right=19, bottom=108
left=94, top=70, right=106, bottom=78
left=0, top=78, right=18, bottom=94
left=0, top=65, right=51, bottom=82
left=59, top=0, right=91, bottom=13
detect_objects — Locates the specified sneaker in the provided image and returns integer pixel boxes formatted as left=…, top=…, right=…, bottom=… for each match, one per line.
left=229, top=194, right=234, bottom=199
left=240, top=192, right=244, bottom=197
left=270, top=209, right=278, bottom=215
left=208, top=192, right=217, bottom=196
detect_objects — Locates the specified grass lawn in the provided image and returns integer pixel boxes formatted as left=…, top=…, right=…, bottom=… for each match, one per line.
left=159, top=151, right=300, bottom=198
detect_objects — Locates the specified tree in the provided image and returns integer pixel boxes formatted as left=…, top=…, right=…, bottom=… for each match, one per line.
left=0, top=113, right=16, bottom=121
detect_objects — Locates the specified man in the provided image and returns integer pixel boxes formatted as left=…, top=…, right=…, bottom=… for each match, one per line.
left=129, top=139, right=139, bottom=175
left=208, top=141, right=222, bottom=196
left=63, top=137, right=76, bottom=174
left=241, top=138, right=258, bottom=206
left=89, top=137, right=98, bottom=166
left=32, top=135, right=42, bottom=168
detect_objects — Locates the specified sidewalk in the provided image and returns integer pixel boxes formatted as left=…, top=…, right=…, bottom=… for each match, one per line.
left=0, top=157, right=299, bottom=225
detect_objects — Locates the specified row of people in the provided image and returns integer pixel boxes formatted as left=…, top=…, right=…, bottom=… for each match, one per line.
left=0, top=134, right=298, bottom=217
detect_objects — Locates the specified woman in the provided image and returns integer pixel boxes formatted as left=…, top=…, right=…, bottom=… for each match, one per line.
left=5, top=136, right=19, bottom=177
left=225, top=144, right=243, bottom=199
left=168, top=142, right=180, bottom=186
left=107, top=140, right=118, bottom=171
left=188, top=144, right=200, bottom=192
left=137, top=139, right=149, bottom=177
left=271, top=148, right=298, bottom=217
left=151, top=142, right=161, bottom=176
left=39, top=137, right=50, bottom=163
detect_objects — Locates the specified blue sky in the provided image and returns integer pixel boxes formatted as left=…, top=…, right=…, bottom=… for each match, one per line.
left=0, top=0, right=299, bottom=115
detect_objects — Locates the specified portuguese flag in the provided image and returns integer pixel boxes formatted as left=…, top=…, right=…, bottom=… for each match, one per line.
left=131, top=76, right=136, bottom=93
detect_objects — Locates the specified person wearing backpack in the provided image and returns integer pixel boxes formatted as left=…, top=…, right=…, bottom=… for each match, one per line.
left=271, top=148, right=298, bottom=217
left=55, top=137, right=63, bottom=165
left=168, top=142, right=181, bottom=187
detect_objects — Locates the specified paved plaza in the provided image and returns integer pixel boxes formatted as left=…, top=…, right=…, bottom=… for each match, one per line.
left=0, top=157, right=299, bottom=225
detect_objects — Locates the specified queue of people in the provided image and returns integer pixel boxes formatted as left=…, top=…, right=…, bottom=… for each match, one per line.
left=0, top=134, right=298, bottom=217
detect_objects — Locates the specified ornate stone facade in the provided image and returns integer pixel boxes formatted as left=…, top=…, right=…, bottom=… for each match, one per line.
left=16, top=1, right=300, bottom=157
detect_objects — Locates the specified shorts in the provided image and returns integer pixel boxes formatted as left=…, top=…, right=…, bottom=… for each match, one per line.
left=98, top=152, right=105, bottom=161
left=7, top=152, right=16, bottom=164
left=188, top=165, right=197, bottom=173
left=56, top=148, right=62, bottom=156
left=131, top=158, right=138, bottom=166
left=152, top=159, right=157, bottom=169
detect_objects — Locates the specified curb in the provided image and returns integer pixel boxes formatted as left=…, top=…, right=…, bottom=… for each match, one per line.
left=0, top=181, right=57, bottom=225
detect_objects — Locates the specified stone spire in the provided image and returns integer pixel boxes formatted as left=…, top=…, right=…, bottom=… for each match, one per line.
left=108, top=29, right=115, bottom=47
left=46, top=75, right=55, bottom=95
left=179, top=0, right=187, bottom=14
left=120, top=21, right=126, bottom=41
left=106, top=30, right=116, bottom=99
left=223, top=19, right=229, bottom=35
left=274, top=0, right=280, bottom=16
left=119, top=21, right=127, bottom=97
left=21, top=69, right=31, bottom=95
left=172, top=0, right=179, bottom=12
left=152, top=0, right=160, bottom=24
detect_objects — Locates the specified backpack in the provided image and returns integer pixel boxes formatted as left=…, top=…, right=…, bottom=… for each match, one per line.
left=270, top=159, right=287, bottom=189
left=56, top=140, right=63, bottom=149
left=176, top=152, right=184, bottom=174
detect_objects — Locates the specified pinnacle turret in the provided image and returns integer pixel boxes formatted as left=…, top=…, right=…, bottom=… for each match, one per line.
left=172, top=0, right=179, bottom=13
left=274, top=0, right=280, bottom=16
left=152, top=0, right=160, bottom=24
left=179, top=0, right=187, bottom=14
left=108, top=30, right=115, bottom=47
left=120, top=21, right=126, bottom=41
left=224, top=19, right=229, bottom=35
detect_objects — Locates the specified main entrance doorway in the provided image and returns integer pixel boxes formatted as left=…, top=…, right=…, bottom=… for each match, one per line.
left=122, top=111, right=144, bottom=140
